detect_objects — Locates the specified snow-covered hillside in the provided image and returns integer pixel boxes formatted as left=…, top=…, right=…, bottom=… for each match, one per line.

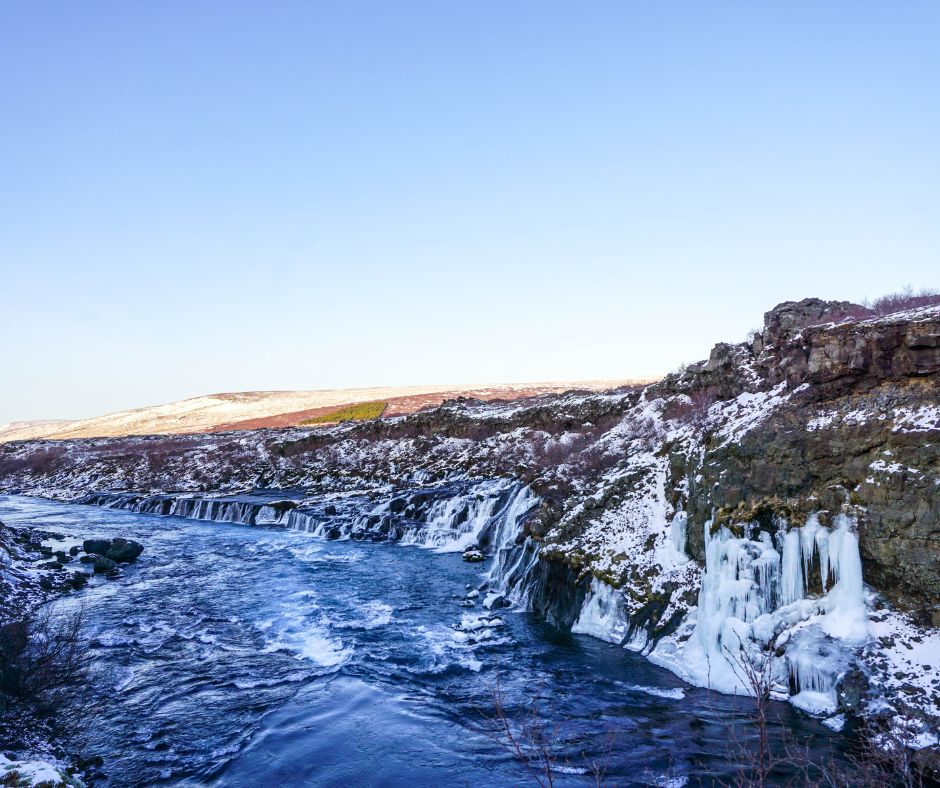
left=0, top=380, right=639, bottom=443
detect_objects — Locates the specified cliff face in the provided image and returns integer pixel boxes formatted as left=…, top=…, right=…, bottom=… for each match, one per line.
left=662, top=301, right=940, bottom=613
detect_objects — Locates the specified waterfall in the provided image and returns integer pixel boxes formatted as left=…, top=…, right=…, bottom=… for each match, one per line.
left=79, top=492, right=295, bottom=527
left=78, top=481, right=540, bottom=567
left=481, top=486, right=540, bottom=603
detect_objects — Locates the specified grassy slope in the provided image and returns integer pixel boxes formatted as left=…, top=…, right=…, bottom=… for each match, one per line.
left=300, top=401, right=388, bottom=425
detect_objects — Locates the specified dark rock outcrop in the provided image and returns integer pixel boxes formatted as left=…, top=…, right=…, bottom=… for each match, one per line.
left=82, top=537, right=144, bottom=564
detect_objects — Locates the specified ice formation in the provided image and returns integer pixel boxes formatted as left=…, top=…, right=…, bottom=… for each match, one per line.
left=651, top=512, right=870, bottom=712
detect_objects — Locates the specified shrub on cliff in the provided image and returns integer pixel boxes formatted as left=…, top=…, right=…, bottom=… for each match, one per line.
left=866, top=286, right=940, bottom=317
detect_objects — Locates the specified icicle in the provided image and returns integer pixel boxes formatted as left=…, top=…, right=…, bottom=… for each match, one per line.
left=815, top=527, right=830, bottom=592
left=821, top=514, right=868, bottom=643
left=779, top=530, right=804, bottom=605
left=752, top=532, right=780, bottom=613
left=572, top=579, right=629, bottom=644
left=670, top=511, right=689, bottom=562
left=801, top=514, right=820, bottom=586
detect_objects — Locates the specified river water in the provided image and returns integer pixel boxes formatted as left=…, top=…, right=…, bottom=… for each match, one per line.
left=0, top=493, right=849, bottom=786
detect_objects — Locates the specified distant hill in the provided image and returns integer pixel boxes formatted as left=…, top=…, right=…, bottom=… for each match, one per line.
left=0, top=380, right=649, bottom=443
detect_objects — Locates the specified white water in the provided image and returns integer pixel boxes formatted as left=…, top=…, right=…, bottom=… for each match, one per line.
left=80, top=487, right=869, bottom=719
left=482, top=486, right=541, bottom=604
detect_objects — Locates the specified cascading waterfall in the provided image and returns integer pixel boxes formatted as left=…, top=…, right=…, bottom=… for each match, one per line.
left=80, top=492, right=295, bottom=527
left=480, top=485, right=540, bottom=603
left=397, top=481, right=518, bottom=552
left=667, top=511, right=869, bottom=713
left=79, top=481, right=540, bottom=565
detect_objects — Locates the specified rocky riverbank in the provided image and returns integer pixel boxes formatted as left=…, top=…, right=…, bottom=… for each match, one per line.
left=0, top=517, right=143, bottom=786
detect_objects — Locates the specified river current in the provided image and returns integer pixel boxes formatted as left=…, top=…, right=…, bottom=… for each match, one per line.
left=0, top=493, right=848, bottom=786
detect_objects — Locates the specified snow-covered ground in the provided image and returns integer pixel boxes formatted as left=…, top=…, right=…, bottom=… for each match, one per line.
left=0, top=755, right=73, bottom=787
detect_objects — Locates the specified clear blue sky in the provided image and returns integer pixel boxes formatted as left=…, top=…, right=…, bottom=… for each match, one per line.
left=1, top=2, right=938, bottom=424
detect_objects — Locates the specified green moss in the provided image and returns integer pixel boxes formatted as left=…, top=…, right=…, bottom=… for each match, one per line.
left=300, top=401, right=387, bottom=426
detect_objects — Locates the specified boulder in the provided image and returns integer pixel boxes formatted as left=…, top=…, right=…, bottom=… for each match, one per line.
left=81, top=536, right=143, bottom=563
left=83, top=538, right=112, bottom=555
left=106, top=537, right=143, bottom=563
left=836, top=668, right=870, bottom=713
left=93, top=555, right=117, bottom=573
left=462, top=548, right=485, bottom=563
left=69, top=573, right=89, bottom=590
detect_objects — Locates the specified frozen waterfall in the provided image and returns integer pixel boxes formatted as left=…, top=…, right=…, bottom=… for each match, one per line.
left=654, top=512, right=869, bottom=712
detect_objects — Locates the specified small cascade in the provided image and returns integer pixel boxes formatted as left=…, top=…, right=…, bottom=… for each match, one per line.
left=481, top=486, right=540, bottom=604
left=284, top=479, right=528, bottom=551
left=396, top=480, right=519, bottom=552
left=79, top=492, right=296, bottom=527
left=669, top=511, right=869, bottom=711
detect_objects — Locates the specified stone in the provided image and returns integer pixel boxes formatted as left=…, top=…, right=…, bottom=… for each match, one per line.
left=836, top=668, right=870, bottom=712
left=69, top=573, right=89, bottom=590
left=83, top=538, right=112, bottom=556
left=93, top=555, right=117, bottom=573
left=105, top=538, right=143, bottom=563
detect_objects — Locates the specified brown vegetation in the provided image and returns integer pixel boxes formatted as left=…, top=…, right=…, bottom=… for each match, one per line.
left=866, top=286, right=940, bottom=317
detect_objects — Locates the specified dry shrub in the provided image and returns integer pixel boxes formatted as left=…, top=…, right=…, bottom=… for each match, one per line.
left=866, top=286, right=940, bottom=317
left=0, top=446, right=69, bottom=477
left=664, top=390, right=714, bottom=428
left=0, top=603, right=107, bottom=755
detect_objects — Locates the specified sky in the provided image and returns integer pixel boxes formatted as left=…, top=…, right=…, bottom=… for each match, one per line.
left=1, top=2, right=938, bottom=424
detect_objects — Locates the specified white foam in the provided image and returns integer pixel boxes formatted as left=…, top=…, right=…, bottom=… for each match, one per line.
left=623, top=683, right=686, bottom=700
